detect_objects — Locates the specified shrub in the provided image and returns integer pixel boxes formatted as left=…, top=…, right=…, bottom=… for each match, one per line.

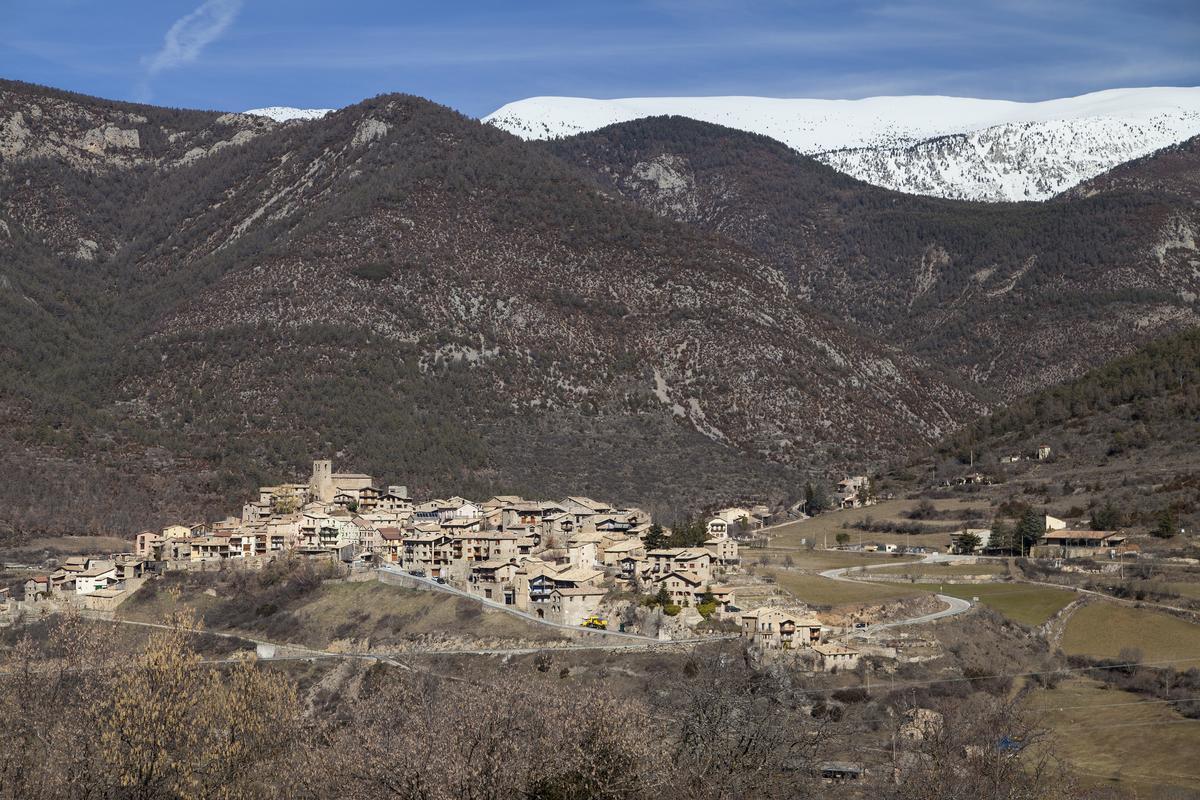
left=350, top=261, right=393, bottom=281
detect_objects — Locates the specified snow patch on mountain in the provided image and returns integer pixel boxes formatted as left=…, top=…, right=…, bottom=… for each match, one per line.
left=485, top=88, right=1200, bottom=202
left=244, top=106, right=333, bottom=122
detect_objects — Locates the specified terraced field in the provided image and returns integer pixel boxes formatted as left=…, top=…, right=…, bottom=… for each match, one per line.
left=746, top=547, right=899, bottom=571
left=766, top=498, right=985, bottom=552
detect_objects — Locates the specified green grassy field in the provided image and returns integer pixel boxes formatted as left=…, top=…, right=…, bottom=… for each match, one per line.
left=1027, top=678, right=1200, bottom=793
left=1061, top=603, right=1200, bottom=668
left=894, top=582, right=1075, bottom=626
left=766, top=570, right=927, bottom=607
left=872, top=562, right=1006, bottom=577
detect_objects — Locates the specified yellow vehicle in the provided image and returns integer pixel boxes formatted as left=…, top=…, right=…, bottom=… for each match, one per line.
left=581, top=615, right=608, bottom=630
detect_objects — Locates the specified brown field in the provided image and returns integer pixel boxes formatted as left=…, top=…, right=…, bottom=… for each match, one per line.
left=1060, top=603, right=1200, bottom=668
left=1027, top=678, right=1200, bottom=794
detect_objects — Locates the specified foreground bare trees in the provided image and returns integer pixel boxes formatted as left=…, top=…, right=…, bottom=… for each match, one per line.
left=0, top=613, right=1131, bottom=800
left=0, top=612, right=300, bottom=800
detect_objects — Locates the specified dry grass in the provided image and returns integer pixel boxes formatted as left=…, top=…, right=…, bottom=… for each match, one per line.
left=1027, top=677, right=1200, bottom=794
left=764, top=569, right=927, bottom=607
left=1061, top=603, right=1200, bottom=668
left=119, top=586, right=224, bottom=625
left=121, top=576, right=567, bottom=649
left=767, top=498, right=984, bottom=552
left=745, top=547, right=900, bottom=571
left=15, top=535, right=132, bottom=556
left=283, top=581, right=567, bottom=648
left=1160, top=581, right=1200, bottom=600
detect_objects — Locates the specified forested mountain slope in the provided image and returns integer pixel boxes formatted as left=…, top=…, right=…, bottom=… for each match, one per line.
left=0, top=81, right=981, bottom=538
left=943, top=326, right=1200, bottom=459
left=546, top=117, right=1200, bottom=396
left=929, top=326, right=1200, bottom=533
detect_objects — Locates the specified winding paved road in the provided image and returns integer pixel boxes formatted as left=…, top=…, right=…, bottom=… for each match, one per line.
left=818, top=553, right=974, bottom=638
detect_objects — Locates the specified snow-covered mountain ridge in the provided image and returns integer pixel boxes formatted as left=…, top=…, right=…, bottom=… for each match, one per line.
left=244, top=106, right=333, bottom=122
left=485, top=87, right=1200, bottom=201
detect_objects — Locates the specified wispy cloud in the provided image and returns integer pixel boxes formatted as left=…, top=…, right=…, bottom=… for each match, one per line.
left=137, top=0, right=242, bottom=99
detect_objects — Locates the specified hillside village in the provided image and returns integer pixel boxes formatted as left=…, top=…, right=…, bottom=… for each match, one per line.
left=7, top=462, right=896, bottom=663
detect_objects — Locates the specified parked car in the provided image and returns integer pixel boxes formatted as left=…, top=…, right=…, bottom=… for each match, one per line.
left=434, top=577, right=447, bottom=585
left=409, top=569, right=426, bottom=578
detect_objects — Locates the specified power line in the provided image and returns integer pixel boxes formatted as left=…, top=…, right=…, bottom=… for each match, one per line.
left=1035, top=695, right=1200, bottom=713
left=1053, top=718, right=1200, bottom=732
left=780, top=655, right=1200, bottom=699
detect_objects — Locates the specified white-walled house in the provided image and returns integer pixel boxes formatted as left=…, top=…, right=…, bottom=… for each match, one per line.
left=75, top=563, right=119, bottom=595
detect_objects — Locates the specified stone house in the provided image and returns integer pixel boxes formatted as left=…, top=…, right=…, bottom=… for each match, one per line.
left=813, top=643, right=861, bottom=672
left=190, top=536, right=232, bottom=561
left=548, top=586, right=608, bottom=625
left=652, top=572, right=735, bottom=609
left=646, top=548, right=713, bottom=583
left=601, top=537, right=645, bottom=567
left=706, top=518, right=730, bottom=538
left=704, top=537, right=739, bottom=569
left=401, top=532, right=454, bottom=577
left=452, top=531, right=519, bottom=563
left=23, top=576, right=50, bottom=600
left=378, top=527, right=405, bottom=563
left=1032, top=529, right=1126, bottom=559
left=740, top=608, right=823, bottom=650
left=837, top=476, right=873, bottom=509
left=308, top=460, right=375, bottom=504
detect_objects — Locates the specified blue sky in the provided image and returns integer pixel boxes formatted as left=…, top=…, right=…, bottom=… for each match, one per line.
left=2, top=0, right=1198, bottom=117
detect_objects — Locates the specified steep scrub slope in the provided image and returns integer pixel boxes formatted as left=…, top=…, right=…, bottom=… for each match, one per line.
left=0, top=85, right=982, bottom=537
left=547, top=117, right=1200, bottom=396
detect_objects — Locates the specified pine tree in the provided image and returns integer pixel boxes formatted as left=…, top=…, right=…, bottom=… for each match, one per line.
left=804, top=482, right=829, bottom=514
left=990, top=518, right=1016, bottom=555
left=1152, top=509, right=1178, bottom=539
left=1090, top=501, right=1122, bottom=531
left=1015, top=509, right=1045, bottom=555
left=643, top=523, right=667, bottom=550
